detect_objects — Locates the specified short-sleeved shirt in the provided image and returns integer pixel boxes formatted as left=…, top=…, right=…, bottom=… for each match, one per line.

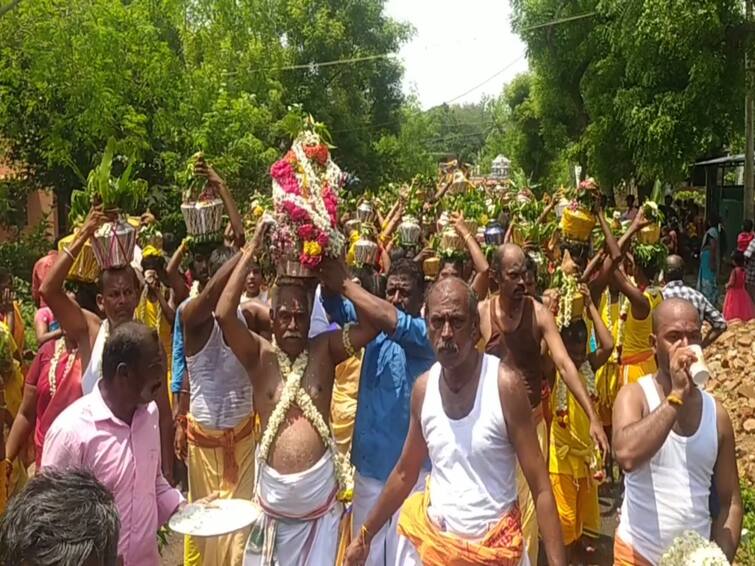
left=42, top=384, right=184, bottom=566
left=322, top=295, right=436, bottom=482
left=662, top=281, right=727, bottom=331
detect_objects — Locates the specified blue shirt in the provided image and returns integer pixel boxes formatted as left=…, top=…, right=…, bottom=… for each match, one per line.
left=170, top=300, right=188, bottom=394
left=323, top=294, right=436, bottom=482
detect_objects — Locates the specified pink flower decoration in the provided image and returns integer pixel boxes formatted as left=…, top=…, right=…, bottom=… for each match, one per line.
left=298, top=224, right=316, bottom=241
left=316, top=232, right=329, bottom=247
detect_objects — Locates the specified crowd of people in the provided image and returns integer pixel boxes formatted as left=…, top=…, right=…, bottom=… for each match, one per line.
left=0, top=156, right=748, bottom=566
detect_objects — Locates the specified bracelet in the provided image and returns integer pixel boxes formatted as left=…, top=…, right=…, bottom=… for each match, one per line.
left=463, top=232, right=474, bottom=243
left=667, top=394, right=684, bottom=407
left=63, top=246, right=76, bottom=262
left=342, top=323, right=356, bottom=358
left=359, top=524, right=371, bottom=544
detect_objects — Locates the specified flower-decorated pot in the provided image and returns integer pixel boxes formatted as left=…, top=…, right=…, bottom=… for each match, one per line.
left=181, top=199, right=224, bottom=241
left=638, top=223, right=661, bottom=245
left=356, top=202, right=375, bottom=225
left=58, top=231, right=100, bottom=283
left=277, top=258, right=315, bottom=278
left=484, top=222, right=506, bottom=245
left=439, top=227, right=465, bottom=254
left=91, top=218, right=136, bottom=270
left=423, top=257, right=441, bottom=279
left=398, top=216, right=422, bottom=247
left=354, top=238, right=379, bottom=267
left=560, top=206, right=596, bottom=243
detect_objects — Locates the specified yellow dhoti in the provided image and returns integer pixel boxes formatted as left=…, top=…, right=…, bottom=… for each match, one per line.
left=330, top=355, right=361, bottom=457
left=186, top=415, right=255, bottom=566
left=515, top=403, right=547, bottom=566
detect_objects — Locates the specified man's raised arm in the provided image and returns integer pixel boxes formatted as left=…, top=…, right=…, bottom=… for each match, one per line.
left=215, top=222, right=271, bottom=381
left=40, top=208, right=109, bottom=351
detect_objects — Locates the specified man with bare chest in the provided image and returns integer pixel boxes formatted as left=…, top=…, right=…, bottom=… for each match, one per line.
left=478, top=243, right=608, bottom=564
left=216, top=241, right=379, bottom=566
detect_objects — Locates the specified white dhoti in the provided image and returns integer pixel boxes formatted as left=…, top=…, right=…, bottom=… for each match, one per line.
left=244, top=451, right=344, bottom=566
left=351, top=470, right=428, bottom=566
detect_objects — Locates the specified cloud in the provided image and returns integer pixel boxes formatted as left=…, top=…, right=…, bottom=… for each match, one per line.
left=385, top=0, right=529, bottom=109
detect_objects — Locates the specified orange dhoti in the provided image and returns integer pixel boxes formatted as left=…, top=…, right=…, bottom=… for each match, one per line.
left=620, top=351, right=657, bottom=387
left=398, top=479, right=525, bottom=566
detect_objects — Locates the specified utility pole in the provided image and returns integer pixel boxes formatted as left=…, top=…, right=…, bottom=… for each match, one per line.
left=745, top=0, right=754, bottom=221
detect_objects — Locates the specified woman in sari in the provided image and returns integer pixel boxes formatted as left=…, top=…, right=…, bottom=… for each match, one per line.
left=698, top=215, right=721, bottom=304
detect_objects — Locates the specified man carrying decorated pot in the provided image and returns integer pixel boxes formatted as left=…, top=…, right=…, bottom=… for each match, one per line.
left=478, top=243, right=608, bottom=564
left=40, top=207, right=175, bottom=483
left=169, top=161, right=259, bottom=566
left=322, top=258, right=436, bottom=566
left=216, top=233, right=379, bottom=566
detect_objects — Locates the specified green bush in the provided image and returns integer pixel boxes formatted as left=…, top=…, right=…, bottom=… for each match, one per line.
left=738, top=481, right=755, bottom=565
left=0, top=220, right=52, bottom=282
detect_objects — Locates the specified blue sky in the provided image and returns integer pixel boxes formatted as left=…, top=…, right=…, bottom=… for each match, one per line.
left=385, top=0, right=529, bottom=109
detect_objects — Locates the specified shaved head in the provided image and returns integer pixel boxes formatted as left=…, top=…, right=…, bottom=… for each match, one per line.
left=495, top=243, right=526, bottom=268
left=426, top=276, right=478, bottom=323
left=665, top=255, right=685, bottom=282
left=492, top=243, right=527, bottom=300
left=653, top=298, right=700, bottom=333
left=425, top=276, right=480, bottom=370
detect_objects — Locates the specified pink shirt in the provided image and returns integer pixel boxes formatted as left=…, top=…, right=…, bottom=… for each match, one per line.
left=41, top=383, right=183, bottom=566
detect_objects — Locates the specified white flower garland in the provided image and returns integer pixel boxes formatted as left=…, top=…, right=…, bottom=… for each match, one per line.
left=48, top=338, right=77, bottom=397
left=257, top=339, right=352, bottom=500
left=271, top=132, right=346, bottom=255
left=98, top=320, right=110, bottom=382
left=659, top=530, right=728, bottom=565
left=189, top=280, right=200, bottom=299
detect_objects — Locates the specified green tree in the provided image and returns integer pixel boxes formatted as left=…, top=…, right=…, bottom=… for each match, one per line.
left=0, top=0, right=410, bottom=233
left=508, top=0, right=745, bottom=188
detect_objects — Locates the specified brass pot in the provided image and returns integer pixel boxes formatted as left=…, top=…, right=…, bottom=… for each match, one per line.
left=439, top=227, right=465, bottom=253
left=423, top=257, right=441, bottom=278
left=638, top=223, right=661, bottom=245
left=277, top=258, right=315, bottom=278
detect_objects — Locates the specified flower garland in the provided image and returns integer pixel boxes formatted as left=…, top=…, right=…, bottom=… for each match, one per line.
left=271, top=129, right=345, bottom=269
left=554, top=361, right=597, bottom=428
left=659, top=530, right=728, bottom=565
left=189, top=280, right=201, bottom=299
left=48, top=338, right=78, bottom=397
left=603, top=288, right=629, bottom=364
left=257, top=339, right=352, bottom=501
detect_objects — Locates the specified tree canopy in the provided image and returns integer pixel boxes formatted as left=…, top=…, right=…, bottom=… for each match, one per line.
left=0, top=0, right=411, bottom=231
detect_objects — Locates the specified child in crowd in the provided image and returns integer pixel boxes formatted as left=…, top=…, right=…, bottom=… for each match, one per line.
left=549, top=285, right=614, bottom=564
left=723, top=250, right=754, bottom=322
left=738, top=219, right=754, bottom=253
